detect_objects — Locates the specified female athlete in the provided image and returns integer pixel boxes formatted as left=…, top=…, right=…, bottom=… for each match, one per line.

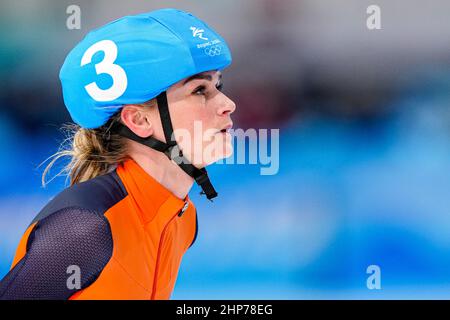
left=0, top=8, right=236, bottom=299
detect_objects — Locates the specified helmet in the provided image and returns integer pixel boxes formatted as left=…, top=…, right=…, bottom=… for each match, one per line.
left=60, top=8, right=231, bottom=128
left=59, top=8, right=233, bottom=200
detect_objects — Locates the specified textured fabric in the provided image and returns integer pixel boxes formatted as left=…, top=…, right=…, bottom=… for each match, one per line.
left=0, top=207, right=113, bottom=300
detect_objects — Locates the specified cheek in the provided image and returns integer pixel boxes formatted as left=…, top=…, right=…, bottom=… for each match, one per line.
left=175, top=100, right=216, bottom=135
left=171, top=100, right=195, bottom=131
left=170, top=99, right=216, bottom=163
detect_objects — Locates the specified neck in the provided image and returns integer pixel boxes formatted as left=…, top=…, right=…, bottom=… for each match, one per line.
left=129, top=146, right=194, bottom=200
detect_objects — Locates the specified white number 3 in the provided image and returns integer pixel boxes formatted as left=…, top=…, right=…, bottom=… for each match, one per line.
left=80, top=40, right=128, bottom=101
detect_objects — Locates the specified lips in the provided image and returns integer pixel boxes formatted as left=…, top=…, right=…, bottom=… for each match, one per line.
left=219, top=122, right=233, bottom=133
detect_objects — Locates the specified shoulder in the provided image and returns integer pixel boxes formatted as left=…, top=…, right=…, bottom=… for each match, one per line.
left=0, top=172, right=126, bottom=299
left=28, top=206, right=113, bottom=249
left=27, top=169, right=128, bottom=268
left=25, top=206, right=114, bottom=263
left=0, top=206, right=113, bottom=299
left=32, top=169, right=128, bottom=225
left=25, top=207, right=114, bottom=272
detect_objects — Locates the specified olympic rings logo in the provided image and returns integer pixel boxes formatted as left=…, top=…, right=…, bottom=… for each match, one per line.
left=204, top=45, right=222, bottom=57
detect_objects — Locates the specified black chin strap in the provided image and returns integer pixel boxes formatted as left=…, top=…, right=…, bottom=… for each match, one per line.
left=112, top=92, right=218, bottom=201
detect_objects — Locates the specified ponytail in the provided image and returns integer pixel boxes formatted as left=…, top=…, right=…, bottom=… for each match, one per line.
left=41, top=111, right=128, bottom=187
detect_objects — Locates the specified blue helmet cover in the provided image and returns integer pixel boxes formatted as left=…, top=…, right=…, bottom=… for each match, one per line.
left=59, top=8, right=232, bottom=128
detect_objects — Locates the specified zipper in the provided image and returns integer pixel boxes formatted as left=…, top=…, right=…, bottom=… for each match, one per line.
left=150, top=204, right=186, bottom=299
left=178, top=201, right=189, bottom=217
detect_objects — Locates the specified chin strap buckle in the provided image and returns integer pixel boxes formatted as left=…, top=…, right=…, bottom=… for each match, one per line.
left=196, top=172, right=218, bottom=201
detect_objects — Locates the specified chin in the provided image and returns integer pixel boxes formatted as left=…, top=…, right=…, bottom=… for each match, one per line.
left=201, top=135, right=233, bottom=166
left=222, top=143, right=234, bottom=159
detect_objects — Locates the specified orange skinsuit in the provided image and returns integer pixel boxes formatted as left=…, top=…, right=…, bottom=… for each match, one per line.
left=0, top=158, right=198, bottom=299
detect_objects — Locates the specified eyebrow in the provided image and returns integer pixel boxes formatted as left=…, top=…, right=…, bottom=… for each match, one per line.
left=183, top=73, right=222, bottom=85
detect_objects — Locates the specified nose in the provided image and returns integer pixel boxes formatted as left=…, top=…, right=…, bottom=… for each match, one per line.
left=217, top=94, right=236, bottom=116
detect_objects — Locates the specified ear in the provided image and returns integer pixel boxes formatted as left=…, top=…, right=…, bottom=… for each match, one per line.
left=120, top=105, right=154, bottom=138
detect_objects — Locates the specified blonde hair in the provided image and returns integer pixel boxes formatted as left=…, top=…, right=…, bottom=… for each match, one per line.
left=41, top=111, right=129, bottom=187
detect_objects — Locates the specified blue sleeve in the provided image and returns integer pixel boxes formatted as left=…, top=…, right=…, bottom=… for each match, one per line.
left=0, top=206, right=113, bottom=300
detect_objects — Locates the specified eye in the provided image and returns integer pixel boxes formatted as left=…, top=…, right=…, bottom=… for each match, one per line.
left=193, top=85, right=207, bottom=95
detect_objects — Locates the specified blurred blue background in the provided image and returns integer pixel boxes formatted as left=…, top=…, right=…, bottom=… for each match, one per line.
left=1, top=0, right=450, bottom=299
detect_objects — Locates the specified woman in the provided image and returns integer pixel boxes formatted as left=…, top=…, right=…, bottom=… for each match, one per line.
left=0, top=8, right=236, bottom=299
